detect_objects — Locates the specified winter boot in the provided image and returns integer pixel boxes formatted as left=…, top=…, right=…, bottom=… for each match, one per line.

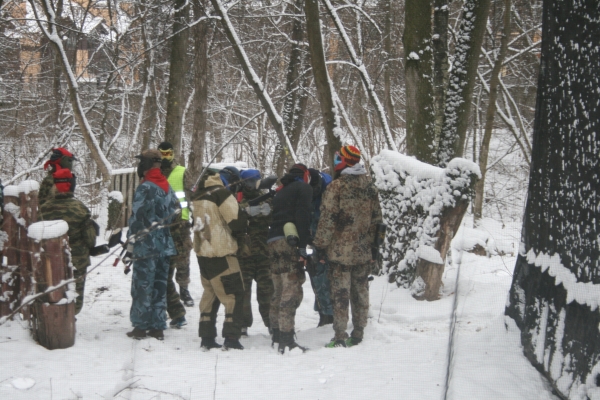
left=271, top=328, right=280, bottom=348
left=240, top=327, right=248, bottom=337
left=147, top=329, right=164, bottom=340
left=278, top=331, right=307, bottom=354
left=126, top=327, right=146, bottom=340
left=180, top=287, right=194, bottom=307
left=223, top=337, right=244, bottom=350
left=317, top=313, right=334, bottom=327
left=201, top=337, right=222, bottom=350
left=169, top=316, right=188, bottom=329
left=345, top=337, right=362, bottom=347
left=325, top=338, right=347, bottom=348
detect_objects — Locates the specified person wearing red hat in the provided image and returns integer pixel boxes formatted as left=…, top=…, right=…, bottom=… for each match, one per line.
left=314, top=145, right=383, bottom=348
left=39, top=148, right=77, bottom=206
left=38, top=168, right=97, bottom=315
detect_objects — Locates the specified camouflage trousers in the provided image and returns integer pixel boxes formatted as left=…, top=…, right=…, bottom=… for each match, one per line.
left=268, top=239, right=305, bottom=333
left=239, top=255, right=273, bottom=328
left=198, top=256, right=244, bottom=339
left=329, top=261, right=370, bottom=341
left=308, top=260, right=333, bottom=315
left=170, top=222, right=193, bottom=289
left=73, top=265, right=87, bottom=315
left=130, top=256, right=169, bottom=330
left=166, top=261, right=186, bottom=320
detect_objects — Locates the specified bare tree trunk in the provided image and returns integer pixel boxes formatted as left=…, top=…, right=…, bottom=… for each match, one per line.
left=474, top=0, right=511, bottom=222
left=305, top=0, right=342, bottom=171
left=404, top=0, right=436, bottom=163
left=432, top=0, right=449, bottom=142
left=188, top=0, right=211, bottom=186
left=277, top=0, right=309, bottom=176
left=164, top=0, right=190, bottom=160
left=383, top=0, right=397, bottom=136
left=437, top=0, right=492, bottom=166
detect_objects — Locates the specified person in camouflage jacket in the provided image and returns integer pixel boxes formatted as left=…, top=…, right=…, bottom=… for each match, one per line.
left=38, top=148, right=77, bottom=207
left=38, top=168, right=96, bottom=315
left=237, top=169, right=274, bottom=335
left=313, top=145, right=382, bottom=348
left=126, top=150, right=179, bottom=341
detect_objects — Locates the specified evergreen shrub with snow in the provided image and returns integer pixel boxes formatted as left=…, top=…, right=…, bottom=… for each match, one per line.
left=371, top=150, right=480, bottom=288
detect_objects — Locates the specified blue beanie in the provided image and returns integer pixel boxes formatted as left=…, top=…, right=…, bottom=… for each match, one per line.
left=241, top=169, right=261, bottom=181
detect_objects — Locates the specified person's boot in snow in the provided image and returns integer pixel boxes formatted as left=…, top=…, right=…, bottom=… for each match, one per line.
left=179, top=287, right=194, bottom=307
left=126, top=327, right=146, bottom=339
left=345, top=337, right=362, bottom=347
left=271, top=328, right=280, bottom=348
left=169, top=316, right=187, bottom=329
left=317, top=313, right=333, bottom=327
left=201, top=337, right=222, bottom=350
left=147, top=329, right=164, bottom=340
left=325, top=339, right=347, bottom=348
left=278, top=331, right=307, bottom=354
left=223, top=337, right=244, bottom=350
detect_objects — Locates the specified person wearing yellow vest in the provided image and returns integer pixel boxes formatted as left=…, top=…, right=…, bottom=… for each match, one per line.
left=158, top=142, right=194, bottom=329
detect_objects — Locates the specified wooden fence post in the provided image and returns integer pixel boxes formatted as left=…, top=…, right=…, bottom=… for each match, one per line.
left=28, top=221, right=75, bottom=350
left=17, top=181, right=39, bottom=320
left=0, top=186, right=21, bottom=318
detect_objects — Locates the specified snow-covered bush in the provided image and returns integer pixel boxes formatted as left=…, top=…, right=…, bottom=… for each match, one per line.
left=371, top=150, right=480, bottom=287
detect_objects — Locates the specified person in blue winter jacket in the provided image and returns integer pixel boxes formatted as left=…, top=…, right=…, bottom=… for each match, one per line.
left=126, top=149, right=179, bottom=341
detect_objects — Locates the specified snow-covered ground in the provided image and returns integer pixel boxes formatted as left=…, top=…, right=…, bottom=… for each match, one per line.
left=0, top=216, right=557, bottom=399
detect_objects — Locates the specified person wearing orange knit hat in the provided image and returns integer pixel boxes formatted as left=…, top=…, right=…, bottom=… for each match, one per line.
left=313, top=144, right=383, bottom=348
left=39, top=148, right=78, bottom=206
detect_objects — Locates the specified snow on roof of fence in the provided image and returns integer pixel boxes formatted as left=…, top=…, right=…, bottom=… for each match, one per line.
left=3, top=185, right=19, bottom=197
left=28, top=221, right=69, bottom=241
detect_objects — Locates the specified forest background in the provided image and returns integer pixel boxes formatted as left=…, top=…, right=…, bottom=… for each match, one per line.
left=0, top=0, right=540, bottom=231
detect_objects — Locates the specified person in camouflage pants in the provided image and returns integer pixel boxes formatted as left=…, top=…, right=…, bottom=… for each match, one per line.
left=126, top=150, right=179, bottom=341
left=237, top=169, right=274, bottom=334
left=313, top=145, right=382, bottom=348
left=158, top=142, right=194, bottom=314
left=38, top=168, right=96, bottom=315
left=39, top=148, right=77, bottom=207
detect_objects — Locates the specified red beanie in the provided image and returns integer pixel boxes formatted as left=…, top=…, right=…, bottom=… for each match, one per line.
left=53, top=168, right=73, bottom=193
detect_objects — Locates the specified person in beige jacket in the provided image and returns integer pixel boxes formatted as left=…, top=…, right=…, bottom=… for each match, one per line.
left=191, top=170, right=247, bottom=350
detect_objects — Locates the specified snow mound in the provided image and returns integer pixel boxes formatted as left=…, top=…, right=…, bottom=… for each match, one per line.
left=11, top=377, right=35, bottom=390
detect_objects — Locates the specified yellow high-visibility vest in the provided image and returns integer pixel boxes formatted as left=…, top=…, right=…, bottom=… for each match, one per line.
left=167, top=165, right=189, bottom=221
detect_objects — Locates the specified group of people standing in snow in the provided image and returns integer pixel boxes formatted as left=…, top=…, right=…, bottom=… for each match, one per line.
left=33, top=142, right=382, bottom=353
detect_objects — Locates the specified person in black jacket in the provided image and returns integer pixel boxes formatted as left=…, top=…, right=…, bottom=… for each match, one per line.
left=267, top=163, right=313, bottom=354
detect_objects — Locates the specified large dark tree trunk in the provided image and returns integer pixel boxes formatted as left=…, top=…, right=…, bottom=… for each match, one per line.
left=164, top=0, right=190, bottom=159
left=305, top=0, right=342, bottom=171
left=404, top=0, right=436, bottom=164
left=505, top=1, right=600, bottom=398
left=436, top=0, right=492, bottom=166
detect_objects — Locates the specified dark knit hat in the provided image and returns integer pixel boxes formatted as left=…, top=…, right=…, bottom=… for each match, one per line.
left=340, top=145, right=361, bottom=166
left=158, top=142, right=174, bottom=150
left=289, top=163, right=310, bottom=183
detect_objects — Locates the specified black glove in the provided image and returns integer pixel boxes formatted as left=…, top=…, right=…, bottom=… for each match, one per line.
left=297, top=248, right=309, bottom=259
left=258, top=175, right=278, bottom=190
left=108, top=230, right=122, bottom=248
left=89, top=244, right=110, bottom=257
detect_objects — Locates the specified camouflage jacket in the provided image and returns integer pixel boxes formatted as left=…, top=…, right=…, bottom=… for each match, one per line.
left=128, top=175, right=178, bottom=260
left=38, top=172, right=56, bottom=207
left=313, top=164, right=382, bottom=265
left=38, top=192, right=97, bottom=270
left=238, top=187, right=271, bottom=261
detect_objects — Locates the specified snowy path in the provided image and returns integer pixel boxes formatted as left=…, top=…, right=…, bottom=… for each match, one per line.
left=0, top=220, right=558, bottom=399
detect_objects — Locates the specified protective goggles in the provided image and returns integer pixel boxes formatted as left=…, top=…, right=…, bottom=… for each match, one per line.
left=334, top=152, right=342, bottom=167
left=159, top=149, right=174, bottom=161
